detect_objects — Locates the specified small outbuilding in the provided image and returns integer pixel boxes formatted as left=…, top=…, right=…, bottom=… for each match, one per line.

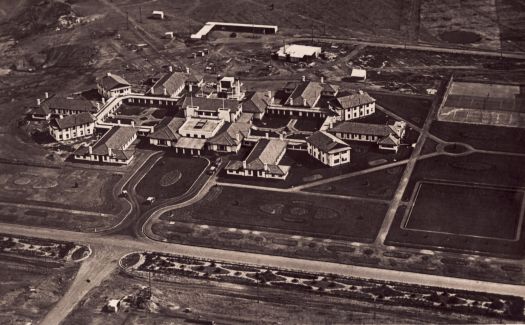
left=350, top=69, right=367, bottom=81
left=151, top=10, right=165, bottom=19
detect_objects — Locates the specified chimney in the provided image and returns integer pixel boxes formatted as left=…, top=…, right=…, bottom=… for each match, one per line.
left=102, top=97, right=106, bottom=104
left=303, top=98, right=307, bottom=107
left=265, top=132, right=269, bottom=139
left=88, top=146, right=93, bottom=155
left=236, top=133, right=241, bottom=142
left=45, top=92, right=49, bottom=99
left=301, top=75, right=306, bottom=82
left=267, top=90, right=272, bottom=100
left=151, top=87, right=155, bottom=95
left=131, top=120, right=135, bottom=127
left=96, top=102, right=100, bottom=110
left=242, top=160, right=247, bottom=169
left=279, top=133, right=283, bottom=140
left=330, top=122, right=333, bottom=129
left=320, top=76, right=324, bottom=84
left=37, top=98, right=41, bottom=106
left=189, top=84, right=193, bottom=92
left=108, top=147, right=112, bottom=156
left=107, top=72, right=112, bottom=77
left=264, top=163, right=268, bottom=171
left=169, top=65, right=173, bottom=72
left=358, top=90, right=364, bottom=95
left=186, top=67, right=190, bottom=74
left=118, top=119, right=121, bottom=125
left=163, top=87, right=167, bottom=96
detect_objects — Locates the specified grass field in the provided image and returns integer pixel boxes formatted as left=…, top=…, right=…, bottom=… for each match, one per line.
left=370, top=92, right=433, bottom=127
left=387, top=152, right=525, bottom=258
left=0, top=163, right=121, bottom=212
left=162, top=186, right=388, bottom=242
left=386, top=204, right=525, bottom=259
left=219, top=140, right=414, bottom=189
left=430, top=121, right=525, bottom=153
left=305, top=166, right=405, bottom=200
left=402, top=153, right=525, bottom=201
left=405, top=181, right=523, bottom=240
left=136, top=154, right=208, bottom=200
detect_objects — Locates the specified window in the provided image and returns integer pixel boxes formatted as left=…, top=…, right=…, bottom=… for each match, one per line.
left=334, top=159, right=339, bottom=164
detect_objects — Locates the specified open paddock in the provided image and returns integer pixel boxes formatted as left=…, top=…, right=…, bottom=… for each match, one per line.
left=430, top=121, right=525, bottom=153
left=161, top=186, right=388, bottom=242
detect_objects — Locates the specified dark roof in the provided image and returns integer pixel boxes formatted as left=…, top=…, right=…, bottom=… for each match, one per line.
left=378, top=134, right=400, bottom=146
left=41, top=96, right=98, bottom=113
left=225, top=138, right=289, bottom=175
left=150, top=71, right=186, bottom=96
left=330, top=91, right=375, bottom=109
left=186, top=70, right=203, bottom=84
left=286, top=81, right=323, bottom=107
left=32, top=105, right=51, bottom=116
left=97, top=73, right=131, bottom=90
left=181, top=96, right=240, bottom=113
left=75, top=126, right=136, bottom=158
left=306, top=131, right=351, bottom=153
left=242, top=91, right=269, bottom=114
left=148, top=116, right=186, bottom=140
left=52, top=112, right=95, bottom=130
left=328, top=122, right=392, bottom=137
left=207, top=122, right=251, bottom=146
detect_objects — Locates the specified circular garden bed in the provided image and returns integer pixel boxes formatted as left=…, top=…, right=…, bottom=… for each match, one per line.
left=159, top=170, right=182, bottom=187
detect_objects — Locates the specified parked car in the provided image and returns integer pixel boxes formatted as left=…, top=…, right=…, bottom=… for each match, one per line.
left=214, top=157, right=222, bottom=166
left=207, top=166, right=217, bottom=175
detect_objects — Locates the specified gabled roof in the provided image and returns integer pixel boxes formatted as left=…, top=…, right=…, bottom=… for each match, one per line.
left=306, top=131, right=351, bottom=153
left=52, top=112, right=95, bottom=130
left=242, top=91, right=269, bottom=114
left=32, top=105, right=51, bottom=116
left=329, top=122, right=392, bottom=137
left=150, top=71, right=186, bottom=96
left=75, top=126, right=136, bottom=158
left=148, top=116, right=186, bottom=140
left=330, top=91, right=375, bottom=109
left=379, top=134, right=401, bottom=146
left=286, top=81, right=323, bottom=108
left=186, top=70, right=203, bottom=84
left=207, top=122, right=251, bottom=146
left=181, top=96, right=240, bottom=113
left=245, top=138, right=287, bottom=167
left=97, top=73, right=131, bottom=90
left=41, top=96, right=98, bottom=113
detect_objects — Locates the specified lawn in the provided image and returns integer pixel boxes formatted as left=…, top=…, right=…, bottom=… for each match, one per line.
left=163, top=186, right=388, bottom=242
left=406, top=181, right=523, bottom=240
left=0, top=163, right=120, bottom=212
left=430, top=121, right=525, bottom=153
left=370, top=92, right=433, bottom=127
left=386, top=204, right=525, bottom=259
left=136, top=154, right=208, bottom=200
left=402, top=153, right=525, bottom=201
left=218, top=140, right=414, bottom=189
left=293, top=118, right=323, bottom=132
left=305, top=165, right=405, bottom=200
left=253, top=116, right=291, bottom=129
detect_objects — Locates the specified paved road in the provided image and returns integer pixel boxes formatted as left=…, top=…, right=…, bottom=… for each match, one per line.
left=375, top=79, right=447, bottom=245
left=2, top=222, right=525, bottom=305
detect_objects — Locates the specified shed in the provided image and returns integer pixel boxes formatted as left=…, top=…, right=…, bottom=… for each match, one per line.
left=152, top=10, right=164, bottom=19
left=350, top=69, right=367, bottom=81
left=106, top=299, right=120, bottom=313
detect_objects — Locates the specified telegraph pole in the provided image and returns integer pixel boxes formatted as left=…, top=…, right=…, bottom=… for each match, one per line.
left=139, top=7, right=142, bottom=23
left=126, top=11, right=129, bottom=30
